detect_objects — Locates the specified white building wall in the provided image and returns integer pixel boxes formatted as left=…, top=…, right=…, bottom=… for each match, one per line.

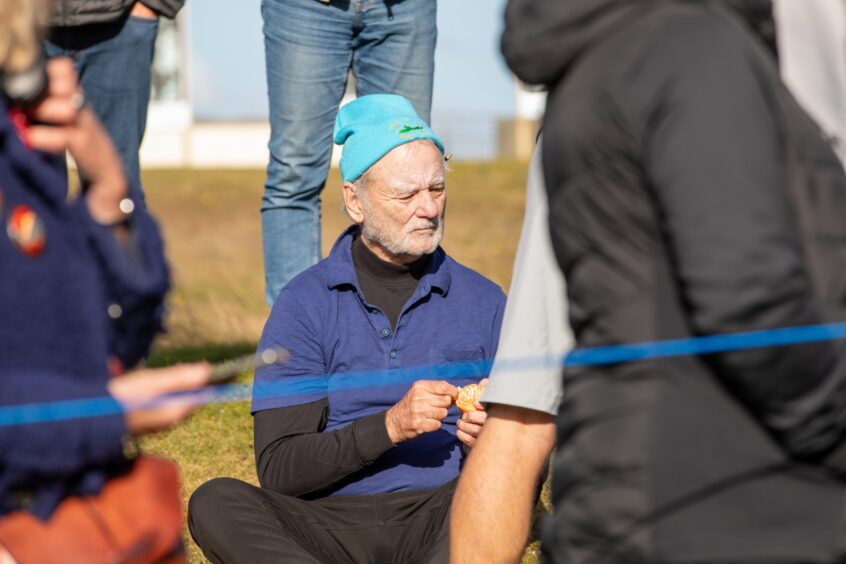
left=141, top=122, right=351, bottom=169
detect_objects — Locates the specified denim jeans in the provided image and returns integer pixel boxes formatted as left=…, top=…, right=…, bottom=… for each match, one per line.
left=46, top=14, right=159, bottom=194
left=261, top=0, right=437, bottom=305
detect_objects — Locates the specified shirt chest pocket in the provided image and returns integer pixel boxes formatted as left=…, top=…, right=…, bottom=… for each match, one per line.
left=428, top=347, right=487, bottom=380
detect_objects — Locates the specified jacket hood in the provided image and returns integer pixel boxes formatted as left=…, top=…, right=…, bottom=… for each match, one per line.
left=502, top=0, right=775, bottom=87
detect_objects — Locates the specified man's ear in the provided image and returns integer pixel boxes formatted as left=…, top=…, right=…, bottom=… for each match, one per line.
left=343, top=181, right=365, bottom=224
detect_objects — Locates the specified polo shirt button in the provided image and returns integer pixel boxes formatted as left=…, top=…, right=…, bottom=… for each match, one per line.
left=389, top=350, right=398, bottom=359
left=381, top=328, right=392, bottom=338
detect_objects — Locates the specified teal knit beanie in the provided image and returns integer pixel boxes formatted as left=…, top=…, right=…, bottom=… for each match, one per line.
left=333, top=94, right=445, bottom=182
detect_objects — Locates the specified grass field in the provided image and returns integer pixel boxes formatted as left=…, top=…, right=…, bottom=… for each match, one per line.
left=137, top=161, right=546, bottom=562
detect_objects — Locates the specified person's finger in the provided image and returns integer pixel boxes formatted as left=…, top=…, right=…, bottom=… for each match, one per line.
left=45, top=58, right=78, bottom=96
left=426, top=380, right=458, bottom=399
left=125, top=362, right=212, bottom=396
left=25, top=59, right=82, bottom=125
left=28, top=97, right=77, bottom=125
left=457, top=419, right=483, bottom=437
left=456, top=429, right=475, bottom=447
left=24, top=125, right=71, bottom=153
left=428, top=393, right=454, bottom=408
left=423, top=406, right=449, bottom=421
left=147, top=362, right=213, bottom=391
left=419, top=418, right=442, bottom=434
left=461, top=410, right=487, bottom=425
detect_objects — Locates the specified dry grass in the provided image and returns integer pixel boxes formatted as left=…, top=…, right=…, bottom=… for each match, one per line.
left=138, top=161, right=548, bottom=563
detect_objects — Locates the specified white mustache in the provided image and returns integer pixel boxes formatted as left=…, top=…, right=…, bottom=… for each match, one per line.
left=406, top=218, right=440, bottom=232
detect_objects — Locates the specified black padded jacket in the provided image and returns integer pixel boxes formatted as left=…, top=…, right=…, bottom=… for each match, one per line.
left=504, top=0, right=846, bottom=561
left=51, top=0, right=184, bottom=27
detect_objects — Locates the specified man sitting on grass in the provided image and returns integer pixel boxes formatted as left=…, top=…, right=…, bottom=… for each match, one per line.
left=188, top=94, right=506, bottom=564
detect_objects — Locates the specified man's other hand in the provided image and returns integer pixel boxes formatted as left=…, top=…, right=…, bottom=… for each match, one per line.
left=130, top=2, right=158, bottom=19
left=456, top=410, right=487, bottom=448
left=386, top=380, right=457, bottom=444
left=456, top=378, right=488, bottom=448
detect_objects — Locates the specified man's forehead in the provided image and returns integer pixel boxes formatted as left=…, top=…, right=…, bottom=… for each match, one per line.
left=370, top=141, right=445, bottom=192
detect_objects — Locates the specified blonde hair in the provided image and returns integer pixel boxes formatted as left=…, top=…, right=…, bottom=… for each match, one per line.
left=0, top=0, right=48, bottom=74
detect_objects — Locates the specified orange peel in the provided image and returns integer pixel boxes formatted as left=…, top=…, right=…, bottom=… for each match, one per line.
left=455, top=383, right=483, bottom=413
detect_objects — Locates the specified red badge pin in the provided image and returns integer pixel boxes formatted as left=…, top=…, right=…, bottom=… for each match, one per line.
left=7, top=205, right=46, bottom=256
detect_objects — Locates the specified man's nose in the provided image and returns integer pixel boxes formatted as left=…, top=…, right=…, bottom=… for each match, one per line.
left=415, top=192, right=439, bottom=218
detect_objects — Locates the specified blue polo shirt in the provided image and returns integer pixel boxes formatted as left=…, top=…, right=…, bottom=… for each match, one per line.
left=252, top=226, right=506, bottom=496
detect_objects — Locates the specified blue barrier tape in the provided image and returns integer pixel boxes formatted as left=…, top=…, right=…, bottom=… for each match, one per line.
left=565, top=322, right=846, bottom=366
left=3, top=322, right=846, bottom=428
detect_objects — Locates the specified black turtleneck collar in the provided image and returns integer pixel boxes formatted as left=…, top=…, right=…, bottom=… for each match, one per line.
left=351, top=234, right=431, bottom=329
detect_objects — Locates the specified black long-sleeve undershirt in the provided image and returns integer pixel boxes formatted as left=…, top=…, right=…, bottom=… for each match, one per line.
left=254, top=399, right=395, bottom=496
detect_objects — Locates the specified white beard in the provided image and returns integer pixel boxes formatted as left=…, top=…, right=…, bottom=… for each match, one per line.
left=361, top=213, right=444, bottom=258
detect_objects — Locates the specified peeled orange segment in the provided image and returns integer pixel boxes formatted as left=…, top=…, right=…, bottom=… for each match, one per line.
left=455, top=383, right=483, bottom=413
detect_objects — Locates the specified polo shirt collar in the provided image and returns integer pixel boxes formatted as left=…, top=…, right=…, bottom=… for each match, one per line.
left=325, top=225, right=452, bottom=295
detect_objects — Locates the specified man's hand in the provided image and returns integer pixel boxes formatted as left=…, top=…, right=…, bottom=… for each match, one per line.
left=130, top=2, right=158, bottom=19
left=386, top=380, right=457, bottom=444
left=456, top=378, right=488, bottom=448
left=108, top=362, right=212, bottom=436
left=25, top=57, right=85, bottom=153
left=25, top=58, right=128, bottom=226
left=457, top=410, right=487, bottom=448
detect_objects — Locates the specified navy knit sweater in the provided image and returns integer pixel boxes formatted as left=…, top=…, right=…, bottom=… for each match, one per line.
left=0, top=100, right=169, bottom=519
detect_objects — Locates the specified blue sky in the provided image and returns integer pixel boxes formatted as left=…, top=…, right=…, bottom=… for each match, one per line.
left=190, top=0, right=515, bottom=122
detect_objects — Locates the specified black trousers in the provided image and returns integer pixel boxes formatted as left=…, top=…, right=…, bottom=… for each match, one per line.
left=188, top=477, right=455, bottom=564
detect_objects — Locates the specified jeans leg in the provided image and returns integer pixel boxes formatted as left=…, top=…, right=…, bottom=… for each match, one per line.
left=68, top=16, right=158, bottom=195
left=354, top=0, right=437, bottom=123
left=44, top=39, right=69, bottom=59
left=261, top=0, right=354, bottom=305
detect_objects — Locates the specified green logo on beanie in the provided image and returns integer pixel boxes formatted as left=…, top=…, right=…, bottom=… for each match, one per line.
left=390, top=121, right=424, bottom=139
left=398, top=124, right=423, bottom=135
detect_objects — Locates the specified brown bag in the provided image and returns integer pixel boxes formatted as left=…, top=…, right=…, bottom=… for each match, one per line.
left=0, top=455, right=185, bottom=564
